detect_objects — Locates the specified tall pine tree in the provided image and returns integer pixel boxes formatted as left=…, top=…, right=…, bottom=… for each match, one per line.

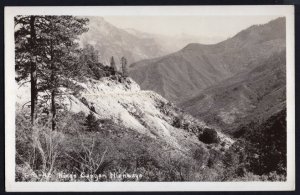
left=15, top=15, right=89, bottom=130
left=41, top=16, right=89, bottom=130
left=15, top=16, right=40, bottom=123
left=110, top=56, right=117, bottom=74
left=121, top=56, right=128, bottom=77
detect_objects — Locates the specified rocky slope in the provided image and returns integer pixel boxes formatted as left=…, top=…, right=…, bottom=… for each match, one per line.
left=129, top=17, right=286, bottom=103
left=16, top=76, right=234, bottom=159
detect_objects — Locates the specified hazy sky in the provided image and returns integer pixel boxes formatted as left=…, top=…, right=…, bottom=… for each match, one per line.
left=105, top=15, right=280, bottom=39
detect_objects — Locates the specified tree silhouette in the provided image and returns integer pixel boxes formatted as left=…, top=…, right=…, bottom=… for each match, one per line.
left=84, top=111, right=100, bottom=132
left=15, top=15, right=89, bottom=130
left=121, top=56, right=128, bottom=77
left=110, top=56, right=117, bottom=75
left=45, top=16, right=89, bottom=130
left=15, top=16, right=41, bottom=123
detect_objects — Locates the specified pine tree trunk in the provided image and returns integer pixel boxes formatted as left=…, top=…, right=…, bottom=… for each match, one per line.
left=51, top=88, right=56, bottom=131
left=29, top=16, right=37, bottom=124
left=50, top=39, right=56, bottom=131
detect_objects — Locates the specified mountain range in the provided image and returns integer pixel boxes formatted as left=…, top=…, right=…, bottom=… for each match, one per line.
left=79, top=17, right=167, bottom=66
left=180, top=50, right=286, bottom=134
left=128, top=17, right=286, bottom=135
left=79, top=17, right=223, bottom=67
left=129, top=17, right=286, bottom=104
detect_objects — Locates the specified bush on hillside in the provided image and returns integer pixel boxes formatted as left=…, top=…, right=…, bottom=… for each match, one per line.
left=193, top=147, right=209, bottom=166
left=172, top=114, right=192, bottom=131
left=16, top=113, right=65, bottom=181
left=244, top=109, right=287, bottom=176
left=222, top=140, right=247, bottom=180
left=198, top=128, right=220, bottom=144
left=172, top=115, right=184, bottom=128
left=84, top=111, right=100, bottom=132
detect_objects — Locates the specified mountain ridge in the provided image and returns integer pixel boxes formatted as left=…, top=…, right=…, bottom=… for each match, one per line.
left=180, top=50, right=286, bottom=135
left=129, top=17, right=286, bottom=103
left=80, top=17, right=169, bottom=66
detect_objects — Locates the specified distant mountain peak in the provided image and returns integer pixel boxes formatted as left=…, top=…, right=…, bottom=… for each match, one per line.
left=231, top=17, right=285, bottom=42
left=130, top=17, right=286, bottom=103
left=79, top=17, right=172, bottom=65
left=181, top=43, right=205, bottom=51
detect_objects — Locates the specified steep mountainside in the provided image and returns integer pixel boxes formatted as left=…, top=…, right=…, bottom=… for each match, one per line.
left=80, top=17, right=170, bottom=66
left=16, top=76, right=233, bottom=159
left=180, top=51, right=286, bottom=135
left=129, top=17, right=286, bottom=103
left=80, top=17, right=224, bottom=67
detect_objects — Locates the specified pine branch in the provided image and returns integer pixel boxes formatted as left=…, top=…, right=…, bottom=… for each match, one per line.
left=18, top=80, right=30, bottom=89
left=21, top=101, right=31, bottom=110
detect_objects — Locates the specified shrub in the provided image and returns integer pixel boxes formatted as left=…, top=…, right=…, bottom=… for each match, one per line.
left=58, top=112, right=86, bottom=135
left=244, top=109, right=286, bottom=176
left=172, top=114, right=191, bottom=131
left=64, top=134, right=109, bottom=181
left=172, top=115, right=183, bottom=128
left=222, top=141, right=247, bottom=180
left=16, top=114, right=65, bottom=181
left=193, top=147, right=209, bottom=166
left=206, top=149, right=223, bottom=169
left=84, top=111, right=100, bottom=132
left=198, top=128, right=220, bottom=144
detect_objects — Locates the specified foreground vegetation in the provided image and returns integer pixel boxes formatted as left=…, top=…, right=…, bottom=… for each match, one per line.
left=16, top=108, right=286, bottom=182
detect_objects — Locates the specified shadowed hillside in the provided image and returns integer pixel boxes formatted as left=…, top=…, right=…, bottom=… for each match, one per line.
left=129, top=17, right=286, bottom=103
left=180, top=50, right=286, bottom=135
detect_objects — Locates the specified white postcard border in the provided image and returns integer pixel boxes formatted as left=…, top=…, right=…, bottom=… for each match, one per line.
left=5, top=5, right=295, bottom=192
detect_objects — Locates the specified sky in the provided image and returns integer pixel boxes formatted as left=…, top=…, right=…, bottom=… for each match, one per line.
left=105, top=15, right=280, bottom=39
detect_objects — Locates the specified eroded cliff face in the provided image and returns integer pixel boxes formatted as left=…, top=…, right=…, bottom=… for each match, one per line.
left=16, top=76, right=233, bottom=159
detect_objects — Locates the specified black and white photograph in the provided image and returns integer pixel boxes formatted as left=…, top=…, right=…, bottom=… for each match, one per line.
left=5, top=5, right=295, bottom=191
